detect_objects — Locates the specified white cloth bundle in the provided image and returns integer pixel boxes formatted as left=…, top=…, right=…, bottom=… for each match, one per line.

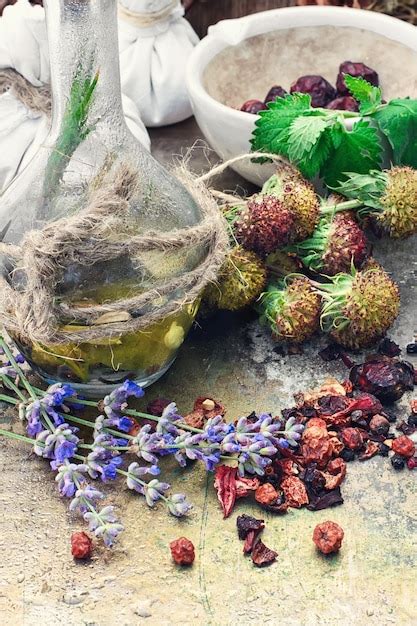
left=0, top=0, right=151, bottom=191
left=118, top=0, right=199, bottom=127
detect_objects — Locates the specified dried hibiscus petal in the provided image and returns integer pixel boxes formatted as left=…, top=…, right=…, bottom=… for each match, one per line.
left=307, top=487, right=344, bottom=511
left=183, top=409, right=205, bottom=429
left=243, top=531, right=257, bottom=554
left=301, top=436, right=333, bottom=468
left=306, top=417, right=328, bottom=430
left=358, top=441, right=379, bottom=461
left=378, top=338, right=401, bottom=357
left=236, top=475, right=260, bottom=498
left=281, top=476, right=309, bottom=508
left=251, top=540, right=278, bottom=567
left=392, top=435, right=416, bottom=458
left=350, top=358, right=414, bottom=402
left=193, top=396, right=226, bottom=419
left=236, top=514, right=265, bottom=540
left=322, top=471, right=345, bottom=490
left=275, top=458, right=298, bottom=476
left=313, top=520, right=344, bottom=554
left=214, top=465, right=237, bottom=518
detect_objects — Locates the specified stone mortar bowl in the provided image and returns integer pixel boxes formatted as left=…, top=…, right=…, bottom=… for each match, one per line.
left=186, top=6, right=417, bottom=185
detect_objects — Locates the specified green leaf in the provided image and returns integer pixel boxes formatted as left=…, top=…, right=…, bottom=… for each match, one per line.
left=251, top=93, right=312, bottom=157
left=287, top=116, right=329, bottom=161
left=296, top=126, right=333, bottom=179
left=372, top=99, right=417, bottom=167
left=344, top=75, right=382, bottom=116
left=322, top=120, right=382, bottom=187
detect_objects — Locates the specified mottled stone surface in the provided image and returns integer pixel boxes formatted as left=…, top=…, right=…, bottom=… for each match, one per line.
left=0, top=118, right=416, bottom=626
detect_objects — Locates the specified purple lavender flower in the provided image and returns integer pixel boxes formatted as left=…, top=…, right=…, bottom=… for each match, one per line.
left=129, top=425, right=163, bottom=465
left=103, top=380, right=144, bottom=417
left=25, top=400, right=42, bottom=436
left=69, top=484, right=104, bottom=514
left=84, top=505, right=124, bottom=547
left=55, top=463, right=87, bottom=498
left=25, top=383, right=77, bottom=433
left=33, top=424, right=79, bottom=465
left=144, top=479, right=170, bottom=507
left=166, top=493, right=193, bottom=517
left=126, top=461, right=161, bottom=494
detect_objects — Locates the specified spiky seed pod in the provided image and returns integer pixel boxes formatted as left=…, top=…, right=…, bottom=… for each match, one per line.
left=317, top=262, right=400, bottom=349
left=332, top=166, right=417, bottom=239
left=288, top=211, right=369, bottom=275
left=204, top=246, right=267, bottom=311
left=262, top=165, right=320, bottom=240
left=258, top=277, right=322, bottom=343
left=235, top=195, right=295, bottom=255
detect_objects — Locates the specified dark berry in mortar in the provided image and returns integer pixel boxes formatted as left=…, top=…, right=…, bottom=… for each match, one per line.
left=326, top=96, right=359, bottom=112
left=391, top=454, right=405, bottom=470
left=265, top=85, right=288, bottom=103
left=336, top=61, right=379, bottom=95
left=290, top=75, right=336, bottom=108
left=240, top=99, right=267, bottom=114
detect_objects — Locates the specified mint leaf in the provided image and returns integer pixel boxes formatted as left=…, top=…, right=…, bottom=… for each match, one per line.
left=322, top=120, right=382, bottom=187
left=373, top=99, right=417, bottom=167
left=344, top=75, right=382, bottom=116
left=251, top=94, right=312, bottom=157
left=287, top=116, right=333, bottom=178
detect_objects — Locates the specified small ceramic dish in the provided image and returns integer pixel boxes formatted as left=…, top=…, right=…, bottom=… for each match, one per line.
left=187, top=6, right=417, bottom=185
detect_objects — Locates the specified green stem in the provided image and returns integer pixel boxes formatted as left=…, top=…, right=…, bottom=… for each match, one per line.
left=0, top=393, right=19, bottom=406
left=0, top=374, right=26, bottom=402
left=320, top=198, right=362, bottom=215
left=0, top=428, right=36, bottom=445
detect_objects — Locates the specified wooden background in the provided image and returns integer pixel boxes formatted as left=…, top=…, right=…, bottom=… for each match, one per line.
left=184, top=0, right=295, bottom=37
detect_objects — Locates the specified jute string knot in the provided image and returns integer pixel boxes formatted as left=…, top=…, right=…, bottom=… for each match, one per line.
left=0, top=69, right=288, bottom=348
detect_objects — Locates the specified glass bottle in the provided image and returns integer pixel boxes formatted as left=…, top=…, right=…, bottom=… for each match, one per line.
left=0, top=0, right=206, bottom=396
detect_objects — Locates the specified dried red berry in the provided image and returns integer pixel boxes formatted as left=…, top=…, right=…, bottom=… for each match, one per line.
left=341, top=428, right=364, bottom=450
left=170, top=537, right=195, bottom=566
left=350, top=358, right=414, bottom=403
left=255, top=483, right=279, bottom=505
left=240, top=99, right=267, bottom=114
left=313, top=520, right=344, bottom=554
left=336, top=61, right=379, bottom=95
left=392, top=435, right=416, bottom=458
left=306, top=417, right=328, bottom=430
left=264, top=85, right=288, bottom=103
left=369, top=414, right=390, bottom=435
left=407, top=457, right=417, bottom=470
left=281, top=476, right=309, bottom=508
left=71, top=531, right=92, bottom=560
left=301, top=430, right=333, bottom=468
left=327, top=457, right=347, bottom=478
left=251, top=540, right=278, bottom=567
left=326, top=96, right=359, bottom=112
left=290, top=75, right=336, bottom=107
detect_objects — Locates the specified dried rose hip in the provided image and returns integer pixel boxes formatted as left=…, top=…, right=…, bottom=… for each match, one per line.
left=326, top=96, right=359, bottom=112
left=336, top=61, right=379, bottom=95
left=240, top=99, right=267, bottom=114
left=290, top=75, right=336, bottom=107
left=392, top=435, right=416, bottom=458
left=369, top=414, right=390, bottom=435
left=71, top=531, right=92, bottom=560
left=313, top=520, right=344, bottom=554
left=281, top=476, right=309, bottom=508
left=170, top=537, right=195, bottom=566
left=341, top=427, right=364, bottom=450
left=350, top=358, right=414, bottom=403
left=251, top=540, right=278, bottom=567
left=358, top=441, right=379, bottom=461
left=264, top=85, right=288, bottom=103
left=407, top=457, right=417, bottom=470
left=255, top=483, right=279, bottom=506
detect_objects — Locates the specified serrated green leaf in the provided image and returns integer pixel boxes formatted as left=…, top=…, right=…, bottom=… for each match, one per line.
left=297, top=127, right=333, bottom=179
left=322, top=120, right=382, bottom=187
left=287, top=116, right=329, bottom=162
left=344, top=75, right=382, bottom=115
left=251, top=93, right=312, bottom=156
left=373, top=99, right=417, bottom=167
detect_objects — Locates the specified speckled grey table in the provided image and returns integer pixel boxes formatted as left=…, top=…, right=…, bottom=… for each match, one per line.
left=0, top=118, right=416, bottom=626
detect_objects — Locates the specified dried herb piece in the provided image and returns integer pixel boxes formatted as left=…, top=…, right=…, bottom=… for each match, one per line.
left=236, top=514, right=265, bottom=541
left=350, top=357, right=415, bottom=402
left=255, top=483, right=279, bottom=505
left=313, top=520, right=344, bottom=554
left=281, top=476, right=309, bottom=508
left=251, top=540, right=278, bottom=567
left=378, top=338, right=401, bottom=357
left=358, top=441, right=379, bottom=461
left=307, top=487, right=344, bottom=511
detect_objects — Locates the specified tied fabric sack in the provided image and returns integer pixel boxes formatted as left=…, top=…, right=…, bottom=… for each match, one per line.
left=0, top=0, right=150, bottom=191
left=118, top=0, right=199, bottom=127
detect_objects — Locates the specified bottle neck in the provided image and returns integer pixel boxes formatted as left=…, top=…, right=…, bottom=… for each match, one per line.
left=44, top=0, right=124, bottom=129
